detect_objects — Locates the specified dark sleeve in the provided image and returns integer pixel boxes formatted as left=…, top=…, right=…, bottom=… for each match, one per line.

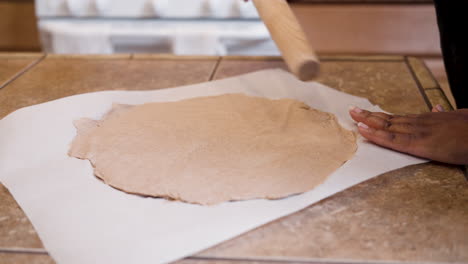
left=433, top=0, right=468, bottom=108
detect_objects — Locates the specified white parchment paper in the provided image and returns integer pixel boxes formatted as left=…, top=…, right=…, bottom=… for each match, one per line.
left=0, top=69, right=425, bottom=264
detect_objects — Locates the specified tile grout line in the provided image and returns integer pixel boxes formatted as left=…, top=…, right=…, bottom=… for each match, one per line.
left=0, top=54, right=46, bottom=90
left=410, top=57, right=455, bottom=110
left=425, top=88, right=453, bottom=111
left=424, top=87, right=444, bottom=91
left=208, top=56, right=222, bottom=81
left=403, top=56, right=432, bottom=111
left=0, top=247, right=48, bottom=255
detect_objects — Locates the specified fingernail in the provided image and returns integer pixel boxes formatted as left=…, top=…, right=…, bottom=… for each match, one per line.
left=350, top=106, right=363, bottom=113
left=357, top=122, right=369, bottom=130
left=436, top=104, right=445, bottom=112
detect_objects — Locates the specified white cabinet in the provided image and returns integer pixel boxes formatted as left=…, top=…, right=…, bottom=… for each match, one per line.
left=35, top=0, right=259, bottom=18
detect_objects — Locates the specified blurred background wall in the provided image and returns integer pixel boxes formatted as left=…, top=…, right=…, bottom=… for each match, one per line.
left=0, top=0, right=40, bottom=51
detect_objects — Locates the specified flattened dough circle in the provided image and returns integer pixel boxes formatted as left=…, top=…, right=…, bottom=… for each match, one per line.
left=69, top=94, right=357, bottom=205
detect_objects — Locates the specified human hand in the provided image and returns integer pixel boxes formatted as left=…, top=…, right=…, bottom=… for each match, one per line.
left=349, top=105, right=468, bottom=165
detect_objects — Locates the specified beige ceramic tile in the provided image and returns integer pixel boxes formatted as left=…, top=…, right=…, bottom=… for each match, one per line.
left=133, top=54, right=219, bottom=61
left=435, top=76, right=456, bottom=110
left=0, top=253, right=54, bottom=264
left=317, top=62, right=428, bottom=114
left=46, top=54, right=132, bottom=60
left=421, top=57, right=457, bottom=109
left=0, top=186, right=44, bottom=248
left=425, top=88, right=454, bottom=111
left=319, top=55, right=405, bottom=61
left=317, top=61, right=429, bottom=114
left=198, top=163, right=468, bottom=262
left=222, top=56, right=285, bottom=61
left=0, top=58, right=217, bottom=118
left=0, top=56, right=42, bottom=88
left=0, top=53, right=43, bottom=59
left=215, top=59, right=428, bottom=114
left=213, top=59, right=288, bottom=80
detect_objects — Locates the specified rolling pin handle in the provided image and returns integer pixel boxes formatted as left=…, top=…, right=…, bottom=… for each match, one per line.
left=253, top=0, right=320, bottom=81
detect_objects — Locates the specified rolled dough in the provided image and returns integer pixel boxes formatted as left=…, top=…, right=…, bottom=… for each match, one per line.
left=69, top=94, right=357, bottom=205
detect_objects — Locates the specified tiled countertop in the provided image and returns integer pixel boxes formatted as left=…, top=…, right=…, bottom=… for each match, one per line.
left=0, top=54, right=466, bottom=264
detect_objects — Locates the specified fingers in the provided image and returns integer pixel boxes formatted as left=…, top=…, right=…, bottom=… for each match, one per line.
left=357, top=122, right=416, bottom=154
left=349, top=106, right=391, bottom=121
left=349, top=106, right=416, bottom=134
left=432, top=104, right=445, bottom=113
left=349, top=107, right=428, bottom=157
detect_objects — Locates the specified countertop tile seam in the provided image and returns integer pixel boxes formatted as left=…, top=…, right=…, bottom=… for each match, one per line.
left=131, top=54, right=220, bottom=61
left=408, top=57, right=443, bottom=91
left=209, top=57, right=222, bottom=81
left=426, top=88, right=452, bottom=106
left=424, top=87, right=444, bottom=91
left=404, top=56, right=432, bottom=111
left=45, top=53, right=132, bottom=60
left=0, top=53, right=44, bottom=59
left=409, top=57, right=442, bottom=90
left=425, top=88, right=454, bottom=112
left=0, top=54, right=46, bottom=90
left=0, top=247, right=48, bottom=254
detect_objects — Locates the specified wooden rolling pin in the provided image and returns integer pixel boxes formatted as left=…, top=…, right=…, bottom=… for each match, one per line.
left=253, top=0, right=320, bottom=81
